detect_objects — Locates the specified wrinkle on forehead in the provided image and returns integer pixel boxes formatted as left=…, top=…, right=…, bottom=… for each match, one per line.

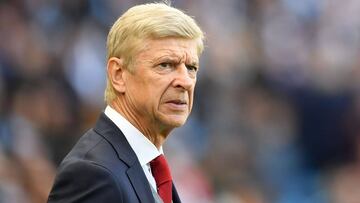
left=151, top=51, right=198, bottom=65
left=136, top=38, right=199, bottom=65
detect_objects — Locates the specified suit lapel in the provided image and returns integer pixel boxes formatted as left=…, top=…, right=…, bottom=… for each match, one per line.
left=94, top=113, right=155, bottom=203
left=172, top=182, right=181, bottom=203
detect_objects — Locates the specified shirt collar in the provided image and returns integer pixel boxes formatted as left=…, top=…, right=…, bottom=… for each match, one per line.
left=104, top=105, right=162, bottom=166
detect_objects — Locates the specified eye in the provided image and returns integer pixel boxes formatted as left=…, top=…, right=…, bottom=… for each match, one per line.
left=186, top=65, right=198, bottom=72
left=159, top=62, right=172, bottom=69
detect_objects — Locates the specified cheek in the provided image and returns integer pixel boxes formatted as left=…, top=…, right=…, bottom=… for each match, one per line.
left=153, top=78, right=171, bottom=93
left=189, top=92, right=195, bottom=106
left=146, top=81, right=167, bottom=104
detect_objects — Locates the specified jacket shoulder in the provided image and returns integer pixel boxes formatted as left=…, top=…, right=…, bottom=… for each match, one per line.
left=62, top=129, right=124, bottom=168
left=48, top=158, right=123, bottom=203
left=48, top=129, right=126, bottom=203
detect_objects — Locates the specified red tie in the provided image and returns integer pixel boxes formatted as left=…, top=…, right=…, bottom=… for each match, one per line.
left=150, top=155, right=172, bottom=203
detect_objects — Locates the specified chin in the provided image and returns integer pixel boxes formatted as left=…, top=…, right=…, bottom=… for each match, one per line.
left=171, top=121, right=185, bottom=128
left=161, top=115, right=188, bottom=128
left=168, top=119, right=187, bottom=128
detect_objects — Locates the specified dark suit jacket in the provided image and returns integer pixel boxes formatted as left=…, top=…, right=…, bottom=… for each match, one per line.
left=48, top=113, right=181, bottom=203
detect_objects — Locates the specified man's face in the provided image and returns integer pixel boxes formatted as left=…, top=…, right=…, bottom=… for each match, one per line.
left=124, top=37, right=200, bottom=132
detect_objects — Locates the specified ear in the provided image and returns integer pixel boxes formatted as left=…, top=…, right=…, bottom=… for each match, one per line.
left=107, top=57, right=126, bottom=93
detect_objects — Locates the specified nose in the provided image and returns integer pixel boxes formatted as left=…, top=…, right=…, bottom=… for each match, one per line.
left=172, top=64, right=195, bottom=90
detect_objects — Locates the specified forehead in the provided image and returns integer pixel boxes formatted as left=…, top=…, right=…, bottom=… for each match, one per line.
left=137, top=37, right=199, bottom=62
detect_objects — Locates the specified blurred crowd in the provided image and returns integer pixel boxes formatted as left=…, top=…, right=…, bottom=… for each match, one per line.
left=1, top=0, right=360, bottom=202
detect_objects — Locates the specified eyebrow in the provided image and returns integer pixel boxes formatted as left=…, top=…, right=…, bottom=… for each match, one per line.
left=187, top=60, right=199, bottom=67
left=152, top=54, right=180, bottom=62
left=153, top=55, right=199, bottom=66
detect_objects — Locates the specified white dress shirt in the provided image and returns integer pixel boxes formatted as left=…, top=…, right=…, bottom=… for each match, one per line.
left=104, top=106, right=162, bottom=191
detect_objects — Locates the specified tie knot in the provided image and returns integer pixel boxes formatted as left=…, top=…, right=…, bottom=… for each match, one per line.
left=150, top=154, right=172, bottom=186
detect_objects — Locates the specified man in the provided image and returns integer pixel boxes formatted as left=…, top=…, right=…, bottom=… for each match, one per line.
left=47, top=2, right=204, bottom=203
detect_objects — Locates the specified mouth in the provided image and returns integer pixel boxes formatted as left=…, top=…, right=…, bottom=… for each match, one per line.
left=165, top=99, right=188, bottom=110
left=167, top=99, right=187, bottom=105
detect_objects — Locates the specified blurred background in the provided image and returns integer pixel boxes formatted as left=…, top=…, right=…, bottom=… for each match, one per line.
left=1, top=0, right=360, bottom=202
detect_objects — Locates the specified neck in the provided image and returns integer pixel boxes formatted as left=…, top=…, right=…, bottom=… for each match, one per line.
left=110, top=99, right=170, bottom=149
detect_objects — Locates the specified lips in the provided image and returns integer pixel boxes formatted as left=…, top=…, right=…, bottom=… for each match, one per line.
left=164, top=99, right=188, bottom=111
left=167, top=99, right=187, bottom=105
